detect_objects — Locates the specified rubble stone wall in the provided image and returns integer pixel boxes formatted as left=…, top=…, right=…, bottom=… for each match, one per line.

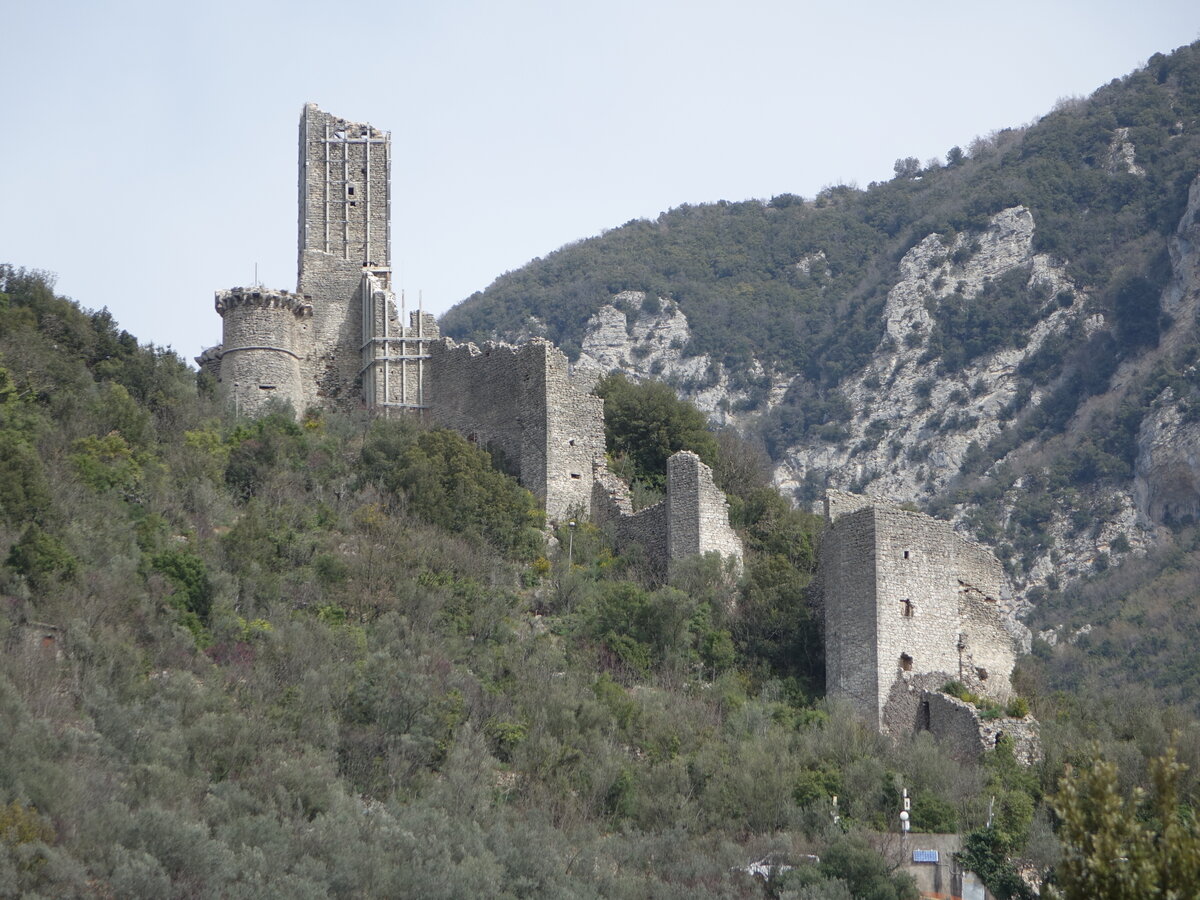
left=215, top=288, right=311, bottom=416
left=426, top=338, right=607, bottom=523
left=822, top=494, right=1018, bottom=732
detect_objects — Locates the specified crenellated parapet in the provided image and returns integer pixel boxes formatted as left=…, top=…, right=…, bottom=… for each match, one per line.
left=215, top=287, right=313, bottom=318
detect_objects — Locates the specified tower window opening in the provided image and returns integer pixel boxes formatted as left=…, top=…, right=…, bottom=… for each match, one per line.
left=570, top=473, right=581, bottom=480
left=348, top=186, right=355, bottom=196
left=900, top=599, right=913, bottom=617
left=903, top=550, right=910, bottom=560
left=899, top=653, right=913, bottom=672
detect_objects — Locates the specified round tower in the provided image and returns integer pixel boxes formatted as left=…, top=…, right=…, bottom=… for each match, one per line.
left=215, top=287, right=312, bottom=416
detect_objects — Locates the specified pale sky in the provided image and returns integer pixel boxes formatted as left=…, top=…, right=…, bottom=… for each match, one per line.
left=3, top=1, right=1199, bottom=363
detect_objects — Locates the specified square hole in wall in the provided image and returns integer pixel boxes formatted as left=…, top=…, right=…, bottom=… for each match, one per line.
left=899, top=653, right=913, bottom=671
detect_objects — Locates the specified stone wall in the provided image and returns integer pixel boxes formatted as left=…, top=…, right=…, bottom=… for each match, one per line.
left=821, top=493, right=1019, bottom=734
left=666, top=451, right=743, bottom=566
left=822, top=506, right=880, bottom=721
left=426, top=337, right=607, bottom=523
left=215, top=288, right=312, bottom=416
left=361, top=270, right=439, bottom=411
left=924, top=691, right=1041, bottom=765
left=592, top=451, right=743, bottom=577
left=298, top=104, right=390, bottom=274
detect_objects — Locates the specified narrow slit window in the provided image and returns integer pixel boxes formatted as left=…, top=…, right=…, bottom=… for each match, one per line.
left=900, top=599, right=913, bottom=618
left=899, top=653, right=913, bottom=671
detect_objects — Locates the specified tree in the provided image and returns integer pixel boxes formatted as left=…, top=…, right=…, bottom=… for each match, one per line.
left=893, top=157, right=921, bottom=179
left=594, top=374, right=717, bottom=491
left=1049, top=746, right=1200, bottom=899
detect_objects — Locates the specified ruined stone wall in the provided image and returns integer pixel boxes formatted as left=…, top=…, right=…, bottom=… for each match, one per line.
left=426, top=338, right=606, bottom=523
left=614, top=501, right=669, bottom=574
left=360, top=272, right=439, bottom=410
left=591, top=465, right=634, bottom=525
left=666, top=451, right=743, bottom=564
left=822, top=507, right=881, bottom=723
left=298, top=104, right=389, bottom=274
left=544, top=348, right=608, bottom=520
left=597, top=452, right=744, bottom=577
left=924, top=691, right=1041, bottom=765
left=873, top=505, right=994, bottom=728
left=925, top=692, right=993, bottom=762
left=216, top=288, right=312, bottom=416
left=822, top=494, right=1017, bottom=732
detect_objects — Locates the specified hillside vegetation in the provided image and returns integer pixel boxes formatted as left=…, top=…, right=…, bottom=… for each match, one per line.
left=443, top=42, right=1200, bottom=733
left=9, top=41, right=1200, bottom=900
left=5, top=267, right=1200, bottom=898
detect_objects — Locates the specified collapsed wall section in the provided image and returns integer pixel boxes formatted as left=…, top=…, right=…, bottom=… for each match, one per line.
left=360, top=270, right=439, bottom=411
left=593, top=452, right=744, bottom=578
left=924, top=692, right=1041, bottom=765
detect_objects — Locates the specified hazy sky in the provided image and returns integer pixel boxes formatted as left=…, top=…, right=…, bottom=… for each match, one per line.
left=3, top=1, right=1199, bottom=362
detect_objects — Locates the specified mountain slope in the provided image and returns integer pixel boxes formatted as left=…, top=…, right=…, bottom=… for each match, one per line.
left=442, top=41, right=1200, bottom=610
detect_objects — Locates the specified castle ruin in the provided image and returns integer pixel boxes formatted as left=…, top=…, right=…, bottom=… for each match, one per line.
left=198, top=105, right=743, bottom=577
left=820, top=490, right=1039, bottom=763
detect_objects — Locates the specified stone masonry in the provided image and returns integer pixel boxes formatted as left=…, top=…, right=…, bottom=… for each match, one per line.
left=425, top=337, right=607, bottom=524
left=820, top=490, right=1038, bottom=762
left=199, top=105, right=743, bottom=576
left=592, top=450, right=743, bottom=578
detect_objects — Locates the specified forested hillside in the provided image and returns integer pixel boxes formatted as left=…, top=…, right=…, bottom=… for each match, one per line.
left=443, top=42, right=1200, bottom=728
left=4, top=267, right=1200, bottom=898
left=9, top=40, right=1200, bottom=900
left=0, top=267, right=906, bottom=896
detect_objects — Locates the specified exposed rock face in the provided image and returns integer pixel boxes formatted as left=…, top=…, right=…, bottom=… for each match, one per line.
left=1132, top=176, right=1200, bottom=529
left=1105, top=127, right=1146, bottom=177
left=574, top=290, right=791, bottom=428
left=1135, top=389, right=1200, bottom=526
left=775, top=207, right=1086, bottom=505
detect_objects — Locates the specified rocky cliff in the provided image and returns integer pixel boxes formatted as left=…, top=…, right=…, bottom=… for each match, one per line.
left=556, top=172, right=1200, bottom=611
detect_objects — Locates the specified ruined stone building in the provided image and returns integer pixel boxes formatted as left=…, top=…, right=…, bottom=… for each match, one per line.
left=198, top=105, right=742, bottom=576
left=819, top=490, right=1039, bottom=763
